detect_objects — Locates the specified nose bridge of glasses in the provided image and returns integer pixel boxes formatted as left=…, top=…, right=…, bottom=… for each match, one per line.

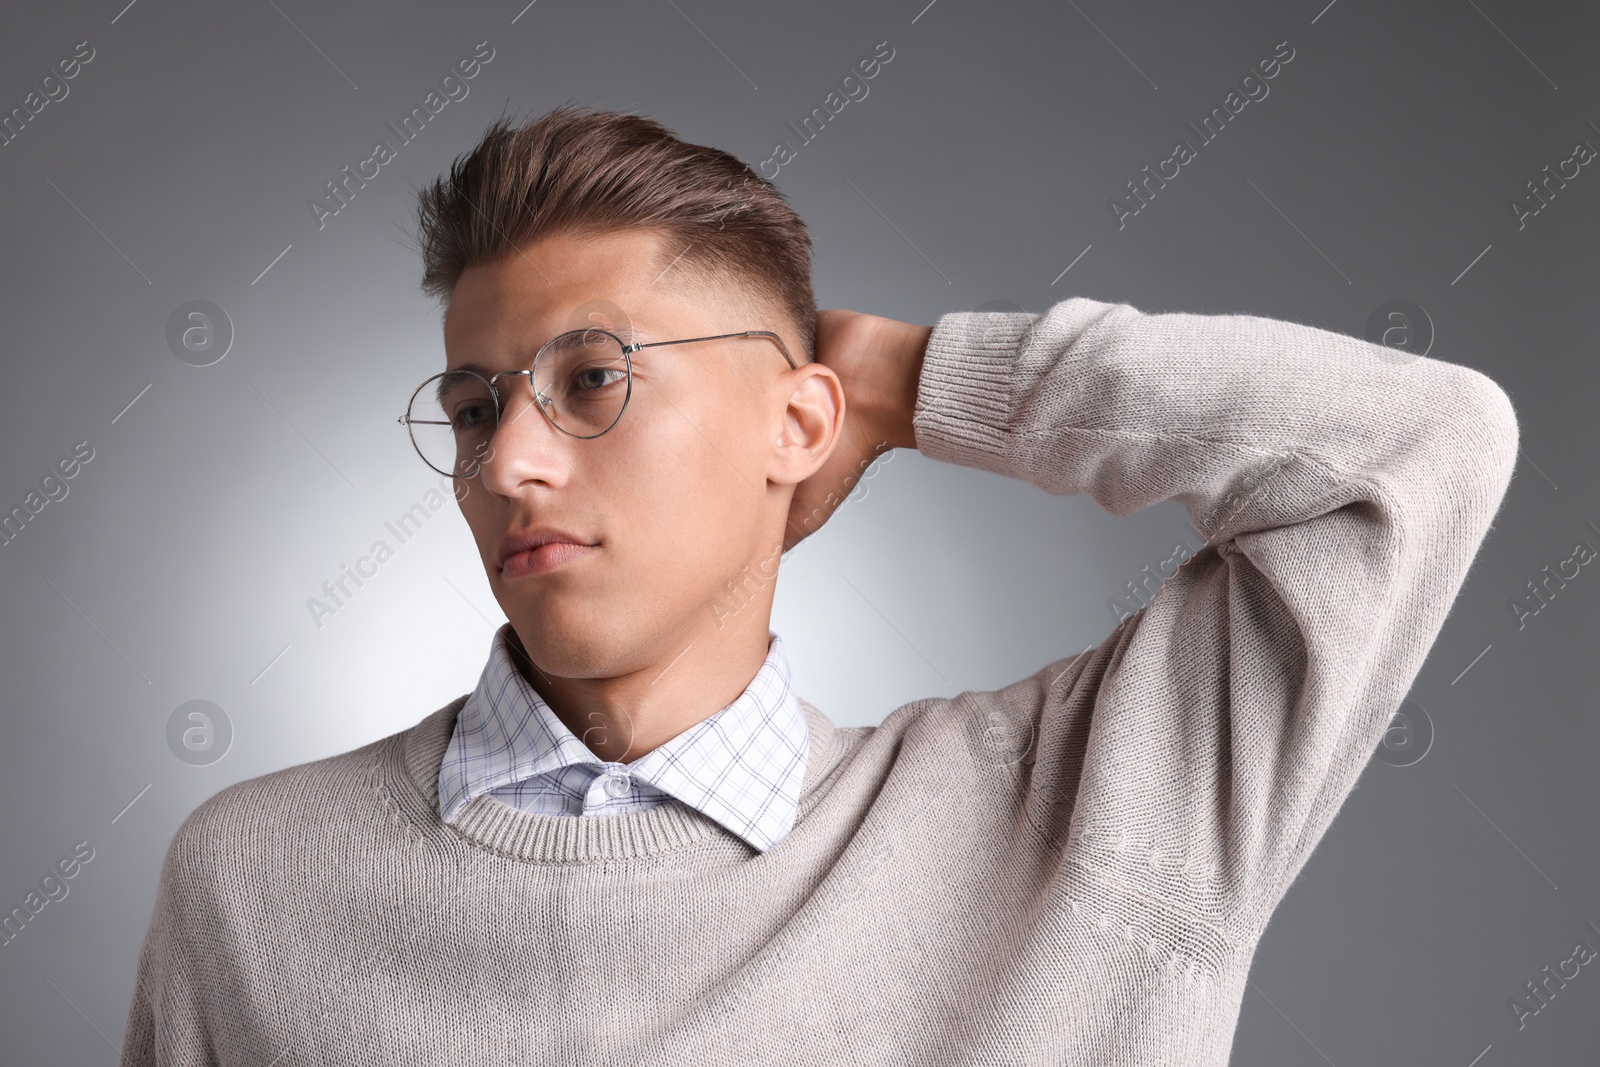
left=488, top=369, right=558, bottom=436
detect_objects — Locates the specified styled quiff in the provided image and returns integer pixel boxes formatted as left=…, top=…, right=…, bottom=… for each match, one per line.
left=416, top=103, right=816, bottom=361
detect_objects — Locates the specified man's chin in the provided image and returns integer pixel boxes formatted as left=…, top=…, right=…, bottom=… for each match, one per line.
left=503, top=609, right=628, bottom=678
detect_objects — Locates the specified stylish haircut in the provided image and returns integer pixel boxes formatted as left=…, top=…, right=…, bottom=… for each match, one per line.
left=416, top=104, right=817, bottom=362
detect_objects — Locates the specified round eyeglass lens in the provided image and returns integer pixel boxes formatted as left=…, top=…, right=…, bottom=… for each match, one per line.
left=407, top=369, right=498, bottom=478
left=531, top=329, right=632, bottom=439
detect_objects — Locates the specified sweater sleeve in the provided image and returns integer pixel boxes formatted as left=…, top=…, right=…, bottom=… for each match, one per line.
left=119, top=834, right=218, bottom=1066
left=910, top=297, right=1518, bottom=939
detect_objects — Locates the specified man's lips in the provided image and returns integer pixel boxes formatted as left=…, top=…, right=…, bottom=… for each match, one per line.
left=497, top=527, right=599, bottom=578
left=498, top=526, right=594, bottom=562
left=500, top=541, right=597, bottom=578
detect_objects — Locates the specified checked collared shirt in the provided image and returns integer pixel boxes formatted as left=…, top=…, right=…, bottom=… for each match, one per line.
left=438, top=623, right=810, bottom=853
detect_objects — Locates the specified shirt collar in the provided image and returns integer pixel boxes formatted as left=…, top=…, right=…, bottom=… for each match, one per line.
left=438, top=623, right=809, bottom=853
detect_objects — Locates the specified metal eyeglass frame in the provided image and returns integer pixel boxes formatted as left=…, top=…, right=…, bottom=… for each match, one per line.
left=399, top=327, right=799, bottom=479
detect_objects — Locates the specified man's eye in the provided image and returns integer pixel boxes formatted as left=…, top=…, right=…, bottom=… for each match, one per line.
left=572, top=365, right=628, bottom=392
left=452, top=402, right=493, bottom=430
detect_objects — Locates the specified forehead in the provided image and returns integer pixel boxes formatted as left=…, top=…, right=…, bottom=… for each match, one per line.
left=442, top=229, right=757, bottom=366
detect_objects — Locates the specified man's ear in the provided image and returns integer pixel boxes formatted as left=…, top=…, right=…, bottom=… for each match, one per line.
left=766, top=364, right=845, bottom=487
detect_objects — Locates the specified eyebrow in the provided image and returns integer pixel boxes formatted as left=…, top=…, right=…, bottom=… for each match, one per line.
left=449, top=326, right=660, bottom=377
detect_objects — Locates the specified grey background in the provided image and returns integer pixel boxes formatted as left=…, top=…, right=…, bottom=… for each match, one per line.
left=1, top=0, right=1596, bottom=1062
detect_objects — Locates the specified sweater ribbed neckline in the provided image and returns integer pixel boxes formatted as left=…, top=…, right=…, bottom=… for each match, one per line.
left=395, top=693, right=849, bottom=864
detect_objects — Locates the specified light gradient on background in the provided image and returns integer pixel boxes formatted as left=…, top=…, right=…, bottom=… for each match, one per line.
left=0, top=0, right=1595, bottom=1062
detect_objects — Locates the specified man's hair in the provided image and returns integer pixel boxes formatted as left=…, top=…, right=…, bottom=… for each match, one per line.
left=416, top=104, right=816, bottom=362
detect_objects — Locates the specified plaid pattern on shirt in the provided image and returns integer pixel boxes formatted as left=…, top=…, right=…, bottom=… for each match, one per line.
left=438, top=623, right=810, bottom=853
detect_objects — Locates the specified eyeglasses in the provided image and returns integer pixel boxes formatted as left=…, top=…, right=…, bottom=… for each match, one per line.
left=399, top=327, right=798, bottom=479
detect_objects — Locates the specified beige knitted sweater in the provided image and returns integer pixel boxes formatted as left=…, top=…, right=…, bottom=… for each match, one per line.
left=120, top=296, right=1518, bottom=1065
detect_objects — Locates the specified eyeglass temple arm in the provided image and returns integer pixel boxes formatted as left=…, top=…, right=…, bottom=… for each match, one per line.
left=626, top=330, right=799, bottom=370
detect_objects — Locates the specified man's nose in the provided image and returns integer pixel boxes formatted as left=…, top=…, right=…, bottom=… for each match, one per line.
left=475, top=384, right=570, bottom=490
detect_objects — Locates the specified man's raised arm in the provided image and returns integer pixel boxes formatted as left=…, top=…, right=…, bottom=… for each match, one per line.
left=810, top=296, right=1519, bottom=941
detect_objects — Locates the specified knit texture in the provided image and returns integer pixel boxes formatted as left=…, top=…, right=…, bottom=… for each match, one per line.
left=119, top=297, right=1519, bottom=1065
left=439, top=626, right=808, bottom=852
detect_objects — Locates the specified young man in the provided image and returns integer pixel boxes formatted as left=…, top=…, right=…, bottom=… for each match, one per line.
left=121, top=105, right=1519, bottom=1064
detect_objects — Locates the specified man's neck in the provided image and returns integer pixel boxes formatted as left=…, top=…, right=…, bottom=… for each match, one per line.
left=506, top=618, right=774, bottom=762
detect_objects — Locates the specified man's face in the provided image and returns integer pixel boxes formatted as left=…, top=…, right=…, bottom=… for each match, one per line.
left=443, top=227, right=796, bottom=680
